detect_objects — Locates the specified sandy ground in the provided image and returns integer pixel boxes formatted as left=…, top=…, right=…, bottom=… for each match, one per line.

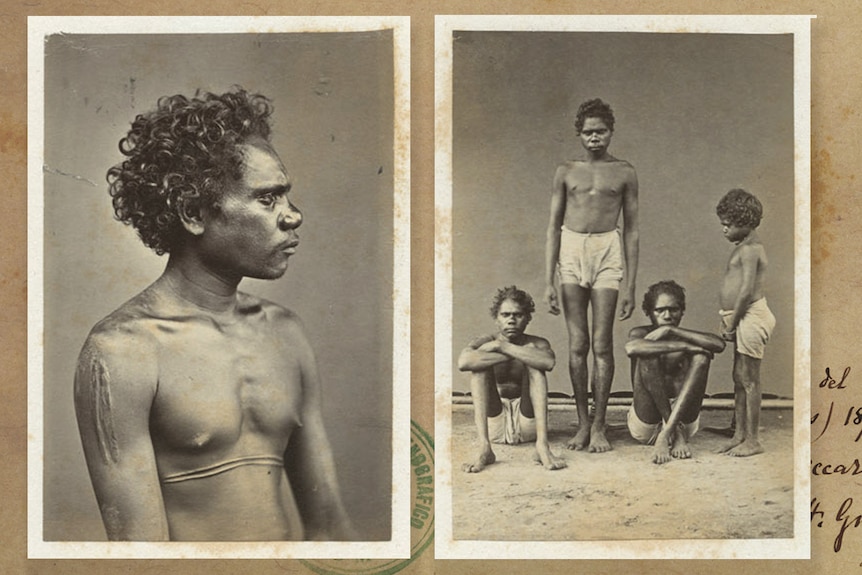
left=451, top=406, right=795, bottom=541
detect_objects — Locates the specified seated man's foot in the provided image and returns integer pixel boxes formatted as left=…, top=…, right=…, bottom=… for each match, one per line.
left=725, top=439, right=764, bottom=457
left=532, top=443, right=567, bottom=470
left=588, top=424, right=612, bottom=453
left=670, top=432, right=691, bottom=460
left=652, top=440, right=673, bottom=464
left=566, top=425, right=590, bottom=451
left=715, top=434, right=745, bottom=454
left=462, top=448, right=496, bottom=473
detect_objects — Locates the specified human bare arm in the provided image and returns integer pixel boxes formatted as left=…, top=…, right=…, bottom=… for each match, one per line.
left=643, top=325, right=726, bottom=354
left=543, top=165, right=567, bottom=315
left=624, top=326, right=716, bottom=358
left=722, top=243, right=762, bottom=339
left=73, top=330, right=169, bottom=541
left=484, top=335, right=555, bottom=372
left=618, top=164, right=639, bottom=320
left=457, top=335, right=510, bottom=372
left=283, top=319, right=357, bottom=541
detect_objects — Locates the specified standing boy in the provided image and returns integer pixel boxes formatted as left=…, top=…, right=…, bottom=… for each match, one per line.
left=544, top=98, right=639, bottom=452
left=458, top=286, right=565, bottom=472
left=716, top=189, right=776, bottom=457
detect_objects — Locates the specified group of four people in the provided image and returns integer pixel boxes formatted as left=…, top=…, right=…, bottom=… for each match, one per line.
left=459, top=99, right=776, bottom=471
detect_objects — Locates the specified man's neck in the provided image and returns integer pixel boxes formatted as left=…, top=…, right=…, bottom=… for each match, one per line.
left=159, top=253, right=242, bottom=315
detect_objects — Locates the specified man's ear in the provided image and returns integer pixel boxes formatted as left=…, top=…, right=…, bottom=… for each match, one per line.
left=177, top=198, right=206, bottom=236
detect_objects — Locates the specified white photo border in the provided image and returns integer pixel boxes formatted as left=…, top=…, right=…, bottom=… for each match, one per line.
left=27, top=15, right=411, bottom=560
left=434, top=13, right=812, bottom=560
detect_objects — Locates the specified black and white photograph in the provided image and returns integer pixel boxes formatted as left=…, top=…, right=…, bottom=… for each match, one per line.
left=28, top=16, right=410, bottom=559
left=434, top=15, right=810, bottom=559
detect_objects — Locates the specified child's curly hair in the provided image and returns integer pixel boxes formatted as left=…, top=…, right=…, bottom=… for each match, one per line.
left=716, top=188, right=763, bottom=228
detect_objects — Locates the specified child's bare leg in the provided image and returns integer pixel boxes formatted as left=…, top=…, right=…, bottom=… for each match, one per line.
left=716, top=353, right=748, bottom=453
left=527, top=368, right=566, bottom=470
left=587, top=288, right=618, bottom=453
left=560, top=284, right=591, bottom=450
left=726, top=354, right=764, bottom=457
left=462, top=370, right=498, bottom=473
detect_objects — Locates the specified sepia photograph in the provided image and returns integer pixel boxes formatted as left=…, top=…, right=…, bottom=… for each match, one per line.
left=435, top=15, right=810, bottom=559
left=28, top=16, right=410, bottom=559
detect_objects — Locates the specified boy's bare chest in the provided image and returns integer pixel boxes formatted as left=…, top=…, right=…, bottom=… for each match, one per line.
left=565, top=164, right=627, bottom=198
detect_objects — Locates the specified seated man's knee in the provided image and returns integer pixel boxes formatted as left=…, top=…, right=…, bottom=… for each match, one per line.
left=527, top=367, right=548, bottom=384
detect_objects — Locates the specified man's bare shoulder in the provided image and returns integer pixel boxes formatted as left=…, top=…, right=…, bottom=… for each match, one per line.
left=85, top=294, right=162, bottom=351
left=78, top=298, right=161, bottom=388
left=522, top=333, right=552, bottom=349
left=628, top=324, right=653, bottom=340
left=465, top=333, right=495, bottom=349
left=237, top=291, right=307, bottom=337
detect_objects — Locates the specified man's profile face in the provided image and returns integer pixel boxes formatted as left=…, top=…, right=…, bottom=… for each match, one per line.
left=198, top=138, right=303, bottom=281
left=495, top=299, right=530, bottom=341
left=579, top=117, right=613, bottom=153
left=650, top=293, right=683, bottom=327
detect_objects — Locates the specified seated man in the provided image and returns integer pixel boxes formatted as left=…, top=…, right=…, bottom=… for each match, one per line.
left=458, top=286, right=565, bottom=473
left=625, top=280, right=726, bottom=464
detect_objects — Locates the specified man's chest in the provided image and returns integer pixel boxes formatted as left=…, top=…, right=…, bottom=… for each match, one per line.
left=149, top=326, right=304, bottom=452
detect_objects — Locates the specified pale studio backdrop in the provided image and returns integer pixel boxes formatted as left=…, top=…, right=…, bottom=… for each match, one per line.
left=451, top=31, right=796, bottom=399
left=41, top=32, right=394, bottom=540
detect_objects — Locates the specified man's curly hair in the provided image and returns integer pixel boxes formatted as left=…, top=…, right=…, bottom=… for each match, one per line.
left=107, top=87, right=274, bottom=255
left=715, top=188, right=763, bottom=229
left=489, top=285, right=535, bottom=320
left=574, top=98, right=615, bottom=134
left=642, top=280, right=686, bottom=318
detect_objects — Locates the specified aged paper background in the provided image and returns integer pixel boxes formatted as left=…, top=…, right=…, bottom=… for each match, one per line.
left=3, top=1, right=860, bottom=574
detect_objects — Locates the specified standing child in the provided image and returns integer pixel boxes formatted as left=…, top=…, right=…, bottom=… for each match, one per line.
left=715, top=189, right=776, bottom=457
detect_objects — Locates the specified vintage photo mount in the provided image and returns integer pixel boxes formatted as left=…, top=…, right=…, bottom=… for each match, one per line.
left=27, top=15, right=411, bottom=560
left=433, top=14, right=812, bottom=560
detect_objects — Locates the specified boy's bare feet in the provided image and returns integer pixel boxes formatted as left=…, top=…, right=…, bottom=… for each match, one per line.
left=588, top=424, right=612, bottom=453
left=725, top=439, right=764, bottom=457
left=566, top=425, right=590, bottom=450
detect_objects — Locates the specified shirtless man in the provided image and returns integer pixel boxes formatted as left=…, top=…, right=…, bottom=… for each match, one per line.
left=458, top=286, right=565, bottom=473
left=544, top=98, right=639, bottom=453
left=625, top=281, right=726, bottom=464
left=74, top=88, right=355, bottom=541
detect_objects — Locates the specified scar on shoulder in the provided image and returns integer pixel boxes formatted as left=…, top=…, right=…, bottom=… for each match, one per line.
left=78, top=352, right=120, bottom=465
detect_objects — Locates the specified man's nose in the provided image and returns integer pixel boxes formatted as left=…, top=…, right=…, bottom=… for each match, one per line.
left=278, top=202, right=303, bottom=231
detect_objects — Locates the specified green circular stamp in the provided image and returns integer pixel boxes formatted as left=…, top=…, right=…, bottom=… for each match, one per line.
left=301, top=420, right=434, bottom=575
